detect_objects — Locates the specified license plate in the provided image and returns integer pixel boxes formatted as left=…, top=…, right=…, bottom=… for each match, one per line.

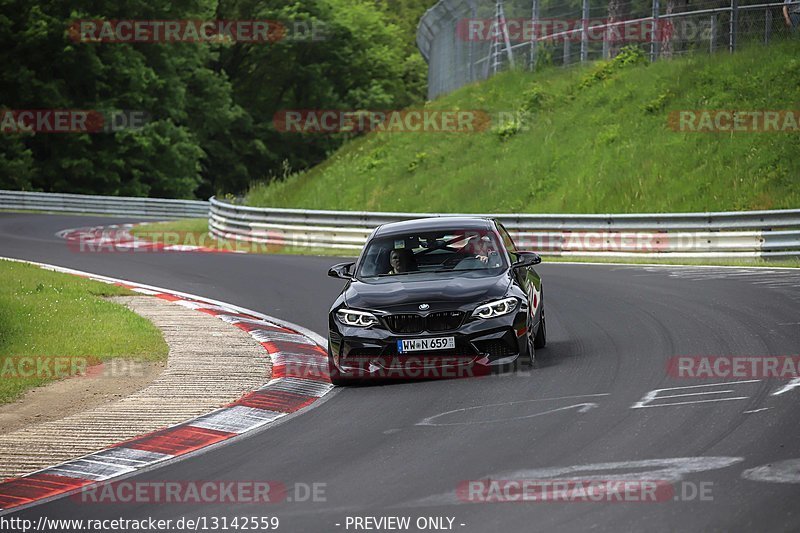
left=397, top=337, right=455, bottom=353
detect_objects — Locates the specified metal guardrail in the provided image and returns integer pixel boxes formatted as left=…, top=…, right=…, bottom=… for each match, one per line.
left=3, top=190, right=797, bottom=258
left=208, top=197, right=800, bottom=259
left=0, top=190, right=208, bottom=219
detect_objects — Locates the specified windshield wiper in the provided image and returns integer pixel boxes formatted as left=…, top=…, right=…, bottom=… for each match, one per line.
left=431, top=268, right=489, bottom=273
left=375, top=271, right=430, bottom=277
left=370, top=267, right=491, bottom=277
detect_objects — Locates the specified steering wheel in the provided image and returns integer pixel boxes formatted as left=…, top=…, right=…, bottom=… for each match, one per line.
left=441, top=255, right=465, bottom=268
left=441, top=254, right=479, bottom=269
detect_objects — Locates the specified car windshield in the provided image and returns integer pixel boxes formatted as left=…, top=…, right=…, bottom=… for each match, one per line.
left=356, top=229, right=506, bottom=279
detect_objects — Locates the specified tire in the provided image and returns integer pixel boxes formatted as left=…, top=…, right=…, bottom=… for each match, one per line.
left=533, top=302, right=547, bottom=349
left=519, top=318, right=536, bottom=368
left=524, top=332, right=536, bottom=367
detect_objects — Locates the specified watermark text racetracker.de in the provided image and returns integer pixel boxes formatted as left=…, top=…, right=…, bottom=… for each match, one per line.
left=456, top=17, right=712, bottom=43
left=63, top=227, right=286, bottom=254
left=71, top=480, right=325, bottom=505
left=70, top=19, right=326, bottom=43
left=511, top=231, right=731, bottom=254
left=273, top=109, right=495, bottom=134
left=329, top=356, right=506, bottom=380
left=668, top=356, right=800, bottom=379
left=669, top=110, right=800, bottom=133
left=0, top=356, right=147, bottom=380
left=457, top=479, right=714, bottom=503
left=0, top=110, right=148, bottom=134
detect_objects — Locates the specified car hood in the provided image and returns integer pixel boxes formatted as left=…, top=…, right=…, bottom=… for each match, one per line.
left=344, top=272, right=511, bottom=312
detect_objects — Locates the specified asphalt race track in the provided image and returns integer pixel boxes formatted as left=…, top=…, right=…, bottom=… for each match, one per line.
left=2, top=212, right=799, bottom=532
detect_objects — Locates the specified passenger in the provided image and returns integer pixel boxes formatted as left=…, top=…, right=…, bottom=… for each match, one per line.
left=463, top=234, right=495, bottom=265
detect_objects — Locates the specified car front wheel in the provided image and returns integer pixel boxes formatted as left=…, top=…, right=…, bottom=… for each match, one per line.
left=533, top=302, right=546, bottom=349
left=521, top=321, right=536, bottom=368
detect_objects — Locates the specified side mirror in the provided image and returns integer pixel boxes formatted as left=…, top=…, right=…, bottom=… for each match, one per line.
left=511, top=251, right=541, bottom=268
left=328, top=262, right=355, bottom=279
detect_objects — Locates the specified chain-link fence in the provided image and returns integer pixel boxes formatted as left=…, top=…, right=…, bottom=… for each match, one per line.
left=417, top=0, right=799, bottom=98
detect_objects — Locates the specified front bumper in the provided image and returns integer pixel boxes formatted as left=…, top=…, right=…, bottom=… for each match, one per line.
left=328, top=311, right=528, bottom=379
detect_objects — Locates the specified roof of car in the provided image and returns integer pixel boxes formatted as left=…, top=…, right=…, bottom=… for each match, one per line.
left=373, top=217, right=495, bottom=236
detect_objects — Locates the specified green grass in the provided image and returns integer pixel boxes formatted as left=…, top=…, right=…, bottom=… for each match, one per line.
left=0, top=260, right=168, bottom=404
left=246, top=41, right=800, bottom=214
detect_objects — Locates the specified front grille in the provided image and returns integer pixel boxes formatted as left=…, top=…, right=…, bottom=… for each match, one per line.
left=384, top=311, right=465, bottom=333
left=426, top=311, right=465, bottom=332
left=385, top=314, right=425, bottom=333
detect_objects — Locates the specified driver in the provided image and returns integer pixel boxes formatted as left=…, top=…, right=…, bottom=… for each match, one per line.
left=388, top=249, right=416, bottom=274
left=388, top=249, right=403, bottom=274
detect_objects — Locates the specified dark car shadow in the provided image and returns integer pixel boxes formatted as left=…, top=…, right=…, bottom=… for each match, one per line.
left=531, top=339, right=583, bottom=370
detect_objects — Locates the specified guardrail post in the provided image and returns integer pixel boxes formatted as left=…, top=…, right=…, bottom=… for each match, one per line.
left=764, top=8, right=772, bottom=44
left=581, top=0, right=590, bottom=62
left=729, top=0, right=738, bottom=52
left=650, top=0, right=661, bottom=62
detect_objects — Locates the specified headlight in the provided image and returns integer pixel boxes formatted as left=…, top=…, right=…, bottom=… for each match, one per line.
left=472, top=297, right=518, bottom=319
left=336, top=309, right=379, bottom=327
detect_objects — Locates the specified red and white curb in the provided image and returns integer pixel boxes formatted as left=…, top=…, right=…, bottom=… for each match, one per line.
left=57, top=224, right=236, bottom=253
left=0, top=258, right=332, bottom=512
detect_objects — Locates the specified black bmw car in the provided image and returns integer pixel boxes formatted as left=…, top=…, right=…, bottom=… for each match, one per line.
left=326, top=217, right=545, bottom=384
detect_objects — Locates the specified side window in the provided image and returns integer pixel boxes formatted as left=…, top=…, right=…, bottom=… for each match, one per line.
left=497, top=224, right=517, bottom=254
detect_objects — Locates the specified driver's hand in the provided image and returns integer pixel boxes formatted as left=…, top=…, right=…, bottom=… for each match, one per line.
left=476, top=254, right=488, bottom=263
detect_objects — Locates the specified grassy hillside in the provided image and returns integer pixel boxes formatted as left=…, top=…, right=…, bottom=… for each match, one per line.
left=246, top=42, right=800, bottom=214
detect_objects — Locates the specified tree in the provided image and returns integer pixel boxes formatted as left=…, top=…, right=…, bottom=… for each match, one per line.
left=0, top=0, right=426, bottom=197
left=0, top=0, right=267, bottom=198
left=217, top=0, right=413, bottom=179
left=0, top=136, right=36, bottom=190
left=371, top=0, right=438, bottom=102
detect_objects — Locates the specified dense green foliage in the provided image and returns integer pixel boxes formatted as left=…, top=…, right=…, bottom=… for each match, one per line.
left=247, top=41, right=800, bottom=213
left=0, top=0, right=432, bottom=198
